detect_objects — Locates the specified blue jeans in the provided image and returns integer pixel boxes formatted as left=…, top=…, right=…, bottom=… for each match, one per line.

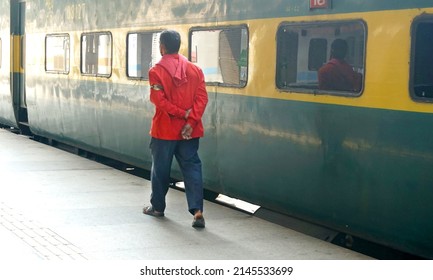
left=149, top=137, right=203, bottom=215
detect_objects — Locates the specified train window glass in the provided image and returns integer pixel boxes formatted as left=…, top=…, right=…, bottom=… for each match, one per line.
left=126, top=31, right=161, bottom=80
left=308, top=38, right=327, bottom=71
left=81, top=32, right=112, bottom=77
left=276, top=21, right=365, bottom=95
left=190, top=26, right=248, bottom=87
left=411, top=20, right=433, bottom=100
left=0, top=38, right=2, bottom=68
left=45, top=34, right=70, bottom=74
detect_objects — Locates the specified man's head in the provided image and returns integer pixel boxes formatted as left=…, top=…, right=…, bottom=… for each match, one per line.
left=330, top=39, right=348, bottom=60
left=159, top=30, right=181, bottom=55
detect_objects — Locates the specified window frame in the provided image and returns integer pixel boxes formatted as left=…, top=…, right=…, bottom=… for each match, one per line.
left=80, top=31, right=113, bottom=78
left=410, top=15, right=433, bottom=103
left=276, top=20, right=367, bottom=97
left=126, top=30, right=162, bottom=81
left=188, top=24, right=249, bottom=88
left=45, top=33, right=70, bottom=75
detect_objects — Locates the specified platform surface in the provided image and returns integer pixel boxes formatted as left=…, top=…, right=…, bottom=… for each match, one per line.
left=0, top=129, right=372, bottom=260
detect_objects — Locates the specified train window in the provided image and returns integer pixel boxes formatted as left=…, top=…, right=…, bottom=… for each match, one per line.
left=411, top=19, right=433, bottom=101
left=126, top=31, right=161, bottom=80
left=45, top=34, right=70, bottom=74
left=81, top=32, right=112, bottom=77
left=0, top=38, right=2, bottom=68
left=276, top=21, right=365, bottom=95
left=190, top=26, right=248, bottom=87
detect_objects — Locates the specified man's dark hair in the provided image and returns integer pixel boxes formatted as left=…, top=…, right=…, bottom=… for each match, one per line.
left=160, top=30, right=181, bottom=54
left=330, top=39, right=348, bottom=60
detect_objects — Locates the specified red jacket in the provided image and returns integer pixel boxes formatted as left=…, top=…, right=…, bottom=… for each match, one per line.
left=318, top=58, right=361, bottom=91
left=149, top=54, right=208, bottom=140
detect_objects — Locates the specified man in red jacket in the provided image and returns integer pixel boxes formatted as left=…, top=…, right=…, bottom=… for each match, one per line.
left=143, top=30, right=208, bottom=228
left=318, top=39, right=362, bottom=92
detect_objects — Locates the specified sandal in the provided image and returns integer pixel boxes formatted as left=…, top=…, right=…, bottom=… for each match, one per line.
left=143, top=206, right=164, bottom=217
left=192, top=213, right=205, bottom=228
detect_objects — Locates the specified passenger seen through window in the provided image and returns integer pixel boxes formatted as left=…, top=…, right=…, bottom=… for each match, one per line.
left=318, top=39, right=362, bottom=92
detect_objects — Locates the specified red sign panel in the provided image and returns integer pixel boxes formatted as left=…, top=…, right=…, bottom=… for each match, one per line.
left=310, top=0, right=330, bottom=9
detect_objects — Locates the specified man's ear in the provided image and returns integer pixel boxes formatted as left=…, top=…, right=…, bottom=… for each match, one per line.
left=160, top=44, right=167, bottom=56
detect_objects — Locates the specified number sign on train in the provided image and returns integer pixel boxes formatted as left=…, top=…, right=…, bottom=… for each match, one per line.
left=310, top=0, right=330, bottom=9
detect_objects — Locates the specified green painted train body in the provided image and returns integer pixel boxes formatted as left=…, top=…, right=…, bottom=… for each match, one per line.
left=1, top=0, right=433, bottom=258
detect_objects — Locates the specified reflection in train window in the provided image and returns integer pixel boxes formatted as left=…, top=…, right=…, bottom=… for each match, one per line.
left=276, top=21, right=365, bottom=95
left=127, top=31, right=161, bottom=80
left=81, top=32, right=112, bottom=77
left=411, top=20, right=433, bottom=100
left=45, top=34, right=70, bottom=74
left=190, top=26, right=248, bottom=87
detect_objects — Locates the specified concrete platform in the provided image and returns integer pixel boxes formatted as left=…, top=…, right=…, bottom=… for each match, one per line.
left=0, top=129, right=372, bottom=260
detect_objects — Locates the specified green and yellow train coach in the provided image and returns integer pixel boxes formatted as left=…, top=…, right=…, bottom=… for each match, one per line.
left=1, top=0, right=433, bottom=258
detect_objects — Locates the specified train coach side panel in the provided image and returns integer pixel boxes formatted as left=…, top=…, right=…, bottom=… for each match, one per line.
left=25, top=74, right=155, bottom=169
left=212, top=93, right=433, bottom=258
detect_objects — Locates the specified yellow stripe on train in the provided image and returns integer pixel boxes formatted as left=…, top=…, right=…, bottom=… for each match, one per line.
left=11, top=35, right=24, bottom=74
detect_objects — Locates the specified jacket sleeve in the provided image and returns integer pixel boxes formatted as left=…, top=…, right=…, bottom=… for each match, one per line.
left=149, top=68, right=186, bottom=119
left=186, top=69, right=208, bottom=128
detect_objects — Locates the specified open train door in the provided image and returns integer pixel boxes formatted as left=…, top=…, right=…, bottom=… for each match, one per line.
left=11, top=0, right=29, bottom=134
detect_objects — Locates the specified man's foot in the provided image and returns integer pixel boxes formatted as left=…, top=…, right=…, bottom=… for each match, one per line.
left=143, top=206, right=164, bottom=217
left=192, top=210, right=205, bottom=228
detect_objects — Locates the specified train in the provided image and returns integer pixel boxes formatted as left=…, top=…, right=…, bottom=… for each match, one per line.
left=1, top=0, right=433, bottom=258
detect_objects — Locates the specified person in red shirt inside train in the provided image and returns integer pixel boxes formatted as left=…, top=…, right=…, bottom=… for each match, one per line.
left=318, top=39, right=362, bottom=92
left=143, top=30, right=208, bottom=228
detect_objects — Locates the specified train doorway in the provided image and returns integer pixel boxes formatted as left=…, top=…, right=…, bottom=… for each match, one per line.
left=11, top=0, right=29, bottom=134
